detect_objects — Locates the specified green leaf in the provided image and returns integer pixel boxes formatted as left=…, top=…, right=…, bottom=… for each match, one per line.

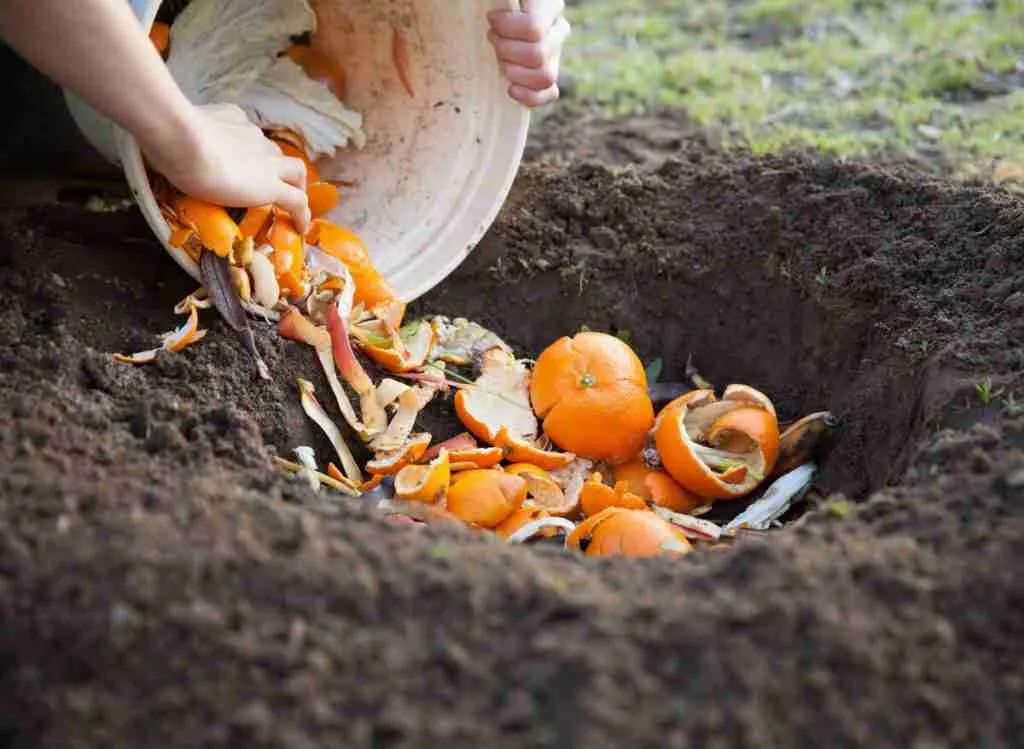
left=645, top=357, right=664, bottom=384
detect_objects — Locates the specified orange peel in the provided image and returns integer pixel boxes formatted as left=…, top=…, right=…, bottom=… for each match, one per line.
left=566, top=507, right=692, bottom=558
left=307, top=220, right=398, bottom=311
left=326, top=464, right=384, bottom=495
left=613, top=458, right=703, bottom=514
left=366, top=433, right=432, bottom=476
left=423, top=432, right=478, bottom=462
left=445, top=469, right=527, bottom=528
left=520, top=471, right=577, bottom=517
left=171, top=196, right=241, bottom=258
left=446, top=446, right=504, bottom=469
left=454, top=348, right=537, bottom=444
left=307, top=182, right=340, bottom=218
left=495, top=506, right=552, bottom=539
left=394, top=450, right=451, bottom=504
left=579, top=475, right=648, bottom=517
left=159, top=304, right=207, bottom=353
left=653, top=386, right=778, bottom=501
left=361, top=320, right=435, bottom=373
left=493, top=427, right=575, bottom=471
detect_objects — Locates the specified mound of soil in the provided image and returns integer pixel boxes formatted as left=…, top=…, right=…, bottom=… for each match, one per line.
left=0, top=112, right=1023, bottom=748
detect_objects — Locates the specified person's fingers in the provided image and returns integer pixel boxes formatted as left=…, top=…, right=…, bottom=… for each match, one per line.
left=487, top=0, right=564, bottom=42
left=277, top=156, right=308, bottom=190
left=502, top=62, right=559, bottom=92
left=487, top=31, right=550, bottom=69
left=276, top=183, right=311, bottom=234
left=509, top=82, right=559, bottom=108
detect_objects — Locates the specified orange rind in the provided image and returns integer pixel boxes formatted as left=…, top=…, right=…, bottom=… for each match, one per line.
left=394, top=450, right=451, bottom=503
left=423, top=432, right=478, bottom=462
left=530, top=332, right=654, bottom=464
left=454, top=348, right=537, bottom=444
left=493, top=427, right=575, bottom=471
left=444, top=469, right=527, bottom=528
left=579, top=475, right=649, bottom=517
left=307, top=220, right=398, bottom=311
left=495, top=506, right=553, bottom=539
left=566, top=507, right=692, bottom=558
left=366, top=433, right=432, bottom=476
left=653, top=386, right=778, bottom=501
left=307, top=182, right=340, bottom=218
left=612, top=458, right=703, bottom=514
left=361, top=320, right=435, bottom=373
left=446, top=446, right=504, bottom=469
left=171, top=196, right=242, bottom=258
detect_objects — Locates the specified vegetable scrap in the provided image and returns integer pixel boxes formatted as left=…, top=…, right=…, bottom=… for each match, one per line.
left=111, top=0, right=843, bottom=560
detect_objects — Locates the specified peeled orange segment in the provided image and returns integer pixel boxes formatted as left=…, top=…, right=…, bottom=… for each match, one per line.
left=653, top=388, right=770, bottom=501
left=567, top=507, right=692, bottom=558
left=423, top=432, right=478, bottom=462
left=446, top=446, right=504, bottom=469
left=454, top=348, right=537, bottom=444
left=429, top=316, right=512, bottom=366
left=172, top=196, right=241, bottom=258
left=366, top=433, right=432, bottom=476
left=445, top=469, right=527, bottom=528
left=394, top=450, right=451, bottom=504
left=529, top=332, right=654, bottom=465
left=361, top=320, right=435, bottom=373
left=493, top=427, right=575, bottom=471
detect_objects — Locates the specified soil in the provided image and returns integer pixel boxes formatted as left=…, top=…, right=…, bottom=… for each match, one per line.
left=1, top=108, right=1023, bottom=749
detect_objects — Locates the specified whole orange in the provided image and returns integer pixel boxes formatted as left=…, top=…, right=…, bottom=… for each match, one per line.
left=529, top=332, right=654, bottom=464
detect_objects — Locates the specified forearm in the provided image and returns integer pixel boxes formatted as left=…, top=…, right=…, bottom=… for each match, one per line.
left=0, top=0, right=199, bottom=160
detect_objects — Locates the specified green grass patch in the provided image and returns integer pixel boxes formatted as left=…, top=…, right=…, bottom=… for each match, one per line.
left=562, top=0, right=1024, bottom=175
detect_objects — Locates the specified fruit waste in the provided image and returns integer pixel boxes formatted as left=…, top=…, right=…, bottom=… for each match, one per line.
left=112, top=0, right=840, bottom=559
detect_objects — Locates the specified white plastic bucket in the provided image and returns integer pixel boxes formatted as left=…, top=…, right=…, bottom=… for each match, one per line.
left=64, top=0, right=530, bottom=304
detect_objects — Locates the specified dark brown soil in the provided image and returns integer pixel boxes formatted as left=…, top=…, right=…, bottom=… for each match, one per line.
left=1, top=110, right=1023, bottom=749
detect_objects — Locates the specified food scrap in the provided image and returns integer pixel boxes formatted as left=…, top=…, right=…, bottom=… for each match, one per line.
left=111, top=0, right=842, bottom=562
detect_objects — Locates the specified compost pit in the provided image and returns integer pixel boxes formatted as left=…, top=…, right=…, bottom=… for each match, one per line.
left=0, top=116, right=1022, bottom=746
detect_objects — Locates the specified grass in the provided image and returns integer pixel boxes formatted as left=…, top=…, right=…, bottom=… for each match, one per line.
left=561, top=0, right=1024, bottom=176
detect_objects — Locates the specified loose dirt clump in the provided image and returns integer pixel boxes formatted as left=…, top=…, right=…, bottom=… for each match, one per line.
left=0, top=118, right=1022, bottom=747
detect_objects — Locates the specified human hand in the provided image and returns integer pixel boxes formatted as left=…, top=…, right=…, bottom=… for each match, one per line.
left=487, top=0, right=571, bottom=108
left=139, top=103, right=311, bottom=232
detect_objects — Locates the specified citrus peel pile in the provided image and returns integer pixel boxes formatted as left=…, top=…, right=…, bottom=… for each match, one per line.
left=111, top=1, right=838, bottom=560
